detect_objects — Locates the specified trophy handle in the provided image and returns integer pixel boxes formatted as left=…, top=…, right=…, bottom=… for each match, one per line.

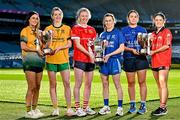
left=35, top=39, right=40, bottom=50
left=49, top=30, right=53, bottom=42
left=87, top=39, right=94, bottom=59
left=102, top=40, right=107, bottom=58
left=147, top=33, right=152, bottom=55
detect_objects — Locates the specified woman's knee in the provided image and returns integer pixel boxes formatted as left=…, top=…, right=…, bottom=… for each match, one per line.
left=50, top=81, right=57, bottom=89
left=128, top=81, right=135, bottom=87
left=85, top=82, right=92, bottom=89
left=28, top=85, right=36, bottom=93
left=102, top=80, right=109, bottom=88
left=138, top=80, right=146, bottom=87
left=63, top=79, right=70, bottom=88
left=74, top=81, right=82, bottom=89
left=159, top=81, right=167, bottom=89
left=35, top=84, right=41, bottom=91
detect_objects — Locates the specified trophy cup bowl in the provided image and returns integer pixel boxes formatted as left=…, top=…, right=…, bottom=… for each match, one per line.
left=137, top=32, right=142, bottom=41
left=137, top=33, right=149, bottom=55
left=42, top=30, right=53, bottom=55
left=94, top=39, right=105, bottom=63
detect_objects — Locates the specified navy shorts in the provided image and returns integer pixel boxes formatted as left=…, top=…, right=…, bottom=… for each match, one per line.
left=74, top=61, right=95, bottom=72
left=99, top=58, right=122, bottom=75
left=152, top=66, right=170, bottom=71
left=123, top=56, right=149, bottom=72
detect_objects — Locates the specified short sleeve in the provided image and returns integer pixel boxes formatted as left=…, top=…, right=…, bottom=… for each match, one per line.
left=118, top=31, right=125, bottom=44
left=142, top=27, right=147, bottom=33
left=20, top=28, right=27, bottom=43
left=121, top=27, right=127, bottom=42
left=163, top=29, right=172, bottom=46
left=67, top=26, right=71, bottom=40
left=71, top=26, right=80, bottom=40
left=99, top=32, right=106, bottom=41
left=92, top=27, right=97, bottom=40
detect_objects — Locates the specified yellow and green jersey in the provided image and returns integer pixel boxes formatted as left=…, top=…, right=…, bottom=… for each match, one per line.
left=44, top=24, right=71, bottom=64
left=20, top=26, right=45, bottom=68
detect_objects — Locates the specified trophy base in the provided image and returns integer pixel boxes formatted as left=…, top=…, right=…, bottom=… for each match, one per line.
left=140, top=49, right=147, bottom=55
left=95, top=58, right=104, bottom=65
left=43, top=48, right=53, bottom=55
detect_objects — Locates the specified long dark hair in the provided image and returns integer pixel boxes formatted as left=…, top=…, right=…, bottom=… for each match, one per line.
left=24, top=11, right=40, bottom=36
left=153, top=12, right=166, bottom=30
left=153, top=12, right=166, bottom=20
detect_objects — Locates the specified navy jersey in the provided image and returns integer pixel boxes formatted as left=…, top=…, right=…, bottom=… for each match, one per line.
left=99, top=28, right=125, bottom=59
left=121, top=25, right=147, bottom=58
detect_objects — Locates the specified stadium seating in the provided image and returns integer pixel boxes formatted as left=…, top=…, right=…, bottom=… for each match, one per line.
left=0, top=0, right=180, bottom=68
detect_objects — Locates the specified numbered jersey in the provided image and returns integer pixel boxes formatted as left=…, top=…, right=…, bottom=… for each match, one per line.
left=151, top=28, right=172, bottom=68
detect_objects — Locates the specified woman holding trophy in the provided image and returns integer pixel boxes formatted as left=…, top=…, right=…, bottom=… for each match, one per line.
left=150, top=12, right=172, bottom=116
left=98, top=13, right=125, bottom=116
left=43, top=7, right=75, bottom=116
left=71, top=7, right=96, bottom=117
left=121, top=10, right=149, bottom=114
left=20, top=11, right=44, bottom=119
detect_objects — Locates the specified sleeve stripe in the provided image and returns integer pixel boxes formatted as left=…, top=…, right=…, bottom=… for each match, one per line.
left=71, top=36, right=80, bottom=40
left=20, top=40, right=27, bottom=43
left=67, top=37, right=71, bottom=40
left=20, top=36, right=27, bottom=43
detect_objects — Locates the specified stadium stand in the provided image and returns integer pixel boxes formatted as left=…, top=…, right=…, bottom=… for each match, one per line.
left=0, top=0, right=180, bottom=68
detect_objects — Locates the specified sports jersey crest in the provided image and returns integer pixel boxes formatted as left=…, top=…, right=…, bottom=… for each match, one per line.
left=61, top=29, right=65, bottom=33
left=89, top=29, right=93, bottom=34
left=158, top=36, right=162, bottom=40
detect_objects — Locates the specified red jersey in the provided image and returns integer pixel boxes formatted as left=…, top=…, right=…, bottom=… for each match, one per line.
left=71, top=24, right=96, bottom=62
left=151, top=28, right=172, bottom=68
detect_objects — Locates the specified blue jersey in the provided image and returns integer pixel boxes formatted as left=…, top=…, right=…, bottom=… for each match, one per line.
left=99, top=28, right=125, bottom=59
left=121, top=25, right=147, bottom=58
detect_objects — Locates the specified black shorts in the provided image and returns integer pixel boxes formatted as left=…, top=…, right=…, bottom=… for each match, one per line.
left=23, top=66, right=43, bottom=73
left=151, top=66, right=170, bottom=71
left=74, top=61, right=95, bottom=72
left=123, top=56, right=149, bottom=72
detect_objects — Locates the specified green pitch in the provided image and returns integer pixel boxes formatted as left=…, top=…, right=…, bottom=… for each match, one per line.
left=0, top=68, right=180, bottom=119
left=1, top=97, right=180, bottom=120
left=0, top=69, right=179, bottom=107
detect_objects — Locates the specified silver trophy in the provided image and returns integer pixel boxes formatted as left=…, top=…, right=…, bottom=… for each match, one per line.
left=137, top=32, right=151, bottom=55
left=34, top=30, right=43, bottom=51
left=34, top=39, right=40, bottom=51
left=42, top=30, right=53, bottom=55
left=87, top=38, right=94, bottom=59
left=94, top=37, right=106, bottom=63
